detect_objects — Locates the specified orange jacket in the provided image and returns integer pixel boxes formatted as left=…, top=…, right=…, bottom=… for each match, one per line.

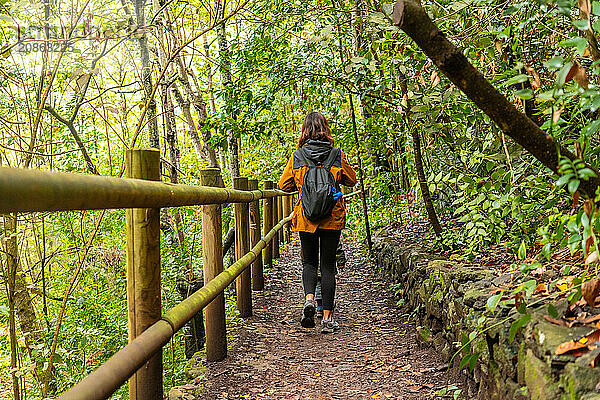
left=278, top=141, right=357, bottom=232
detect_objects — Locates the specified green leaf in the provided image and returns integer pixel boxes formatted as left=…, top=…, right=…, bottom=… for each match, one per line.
left=568, top=179, right=580, bottom=194
left=583, top=120, right=600, bottom=137
left=556, top=62, right=574, bottom=87
left=540, top=243, right=551, bottom=261
left=559, top=37, right=588, bottom=56
left=556, top=173, right=575, bottom=186
left=509, top=314, right=531, bottom=343
left=518, top=240, right=526, bottom=260
left=544, top=56, right=564, bottom=69
left=514, top=88, right=533, bottom=100
left=487, top=293, right=502, bottom=313
left=574, top=19, right=591, bottom=31
left=469, top=352, right=480, bottom=372
left=504, top=74, right=529, bottom=86
left=459, top=354, right=472, bottom=370
left=579, top=168, right=597, bottom=180
left=593, top=1, right=600, bottom=15
left=548, top=303, right=559, bottom=318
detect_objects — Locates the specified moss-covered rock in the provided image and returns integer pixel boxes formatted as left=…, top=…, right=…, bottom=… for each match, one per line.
left=374, top=230, right=600, bottom=400
left=524, top=349, right=560, bottom=400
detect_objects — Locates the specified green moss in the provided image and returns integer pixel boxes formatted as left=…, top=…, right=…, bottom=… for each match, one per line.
left=523, top=349, right=560, bottom=400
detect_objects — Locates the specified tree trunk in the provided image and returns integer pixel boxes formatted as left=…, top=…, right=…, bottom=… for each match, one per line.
left=411, top=130, right=442, bottom=235
left=216, top=0, right=240, bottom=180
left=398, top=70, right=442, bottom=235
left=133, top=0, right=160, bottom=148
left=2, top=215, right=50, bottom=390
left=3, top=215, right=21, bottom=400
left=393, top=0, right=600, bottom=197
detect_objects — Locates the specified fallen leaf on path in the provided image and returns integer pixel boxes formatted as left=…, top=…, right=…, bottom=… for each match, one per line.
left=583, top=279, right=600, bottom=307
left=586, top=251, right=599, bottom=266
left=555, top=329, right=600, bottom=356
left=544, top=315, right=567, bottom=326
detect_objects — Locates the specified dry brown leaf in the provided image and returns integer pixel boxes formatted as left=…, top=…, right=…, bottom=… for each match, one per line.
left=584, top=199, right=594, bottom=217
left=586, top=251, right=599, bottom=266
left=573, top=191, right=581, bottom=210
left=535, top=283, right=548, bottom=293
left=583, top=314, right=600, bottom=324
left=586, top=237, right=595, bottom=254
left=552, top=108, right=564, bottom=124
left=574, top=65, right=590, bottom=89
left=555, top=340, right=588, bottom=355
left=584, top=279, right=600, bottom=307
left=544, top=315, right=567, bottom=326
left=430, top=71, right=440, bottom=87
left=494, top=39, right=504, bottom=54
left=526, top=65, right=542, bottom=89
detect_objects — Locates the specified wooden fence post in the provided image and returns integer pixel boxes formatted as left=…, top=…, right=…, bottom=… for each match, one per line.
left=233, top=177, right=252, bottom=317
left=200, top=168, right=227, bottom=362
left=248, top=179, right=264, bottom=291
left=278, top=196, right=284, bottom=243
left=282, top=195, right=291, bottom=243
left=262, top=181, right=273, bottom=268
left=125, top=149, right=162, bottom=400
left=273, top=193, right=280, bottom=259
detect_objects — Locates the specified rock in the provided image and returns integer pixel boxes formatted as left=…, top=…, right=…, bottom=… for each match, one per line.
left=373, top=232, right=600, bottom=400
left=491, top=272, right=521, bottom=286
left=562, top=362, right=600, bottom=396
left=532, top=318, right=592, bottom=356
left=168, top=388, right=184, bottom=400
left=523, top=349, right=560, bottom=400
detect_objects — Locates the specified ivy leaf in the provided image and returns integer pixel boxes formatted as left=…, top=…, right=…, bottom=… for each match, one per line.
left=504, top=74, right=528, bottom=86
left=514, top=88, right=533, bottom=100
left=574, top=19, right=591, bottom=31
left=509, top=314, right=531, bottom=343
left=568, top=179, right=580, bottom=194
left=487, top=293, right=502, bottom=313
left=548, top=303, right=559, bottom=318
left=556, top=62, right=574, bottom=87
left=559, top=37, right=588, bottom=56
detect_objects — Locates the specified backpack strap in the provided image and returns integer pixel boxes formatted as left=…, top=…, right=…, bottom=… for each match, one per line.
left=323, top=148, right=341, bottom=171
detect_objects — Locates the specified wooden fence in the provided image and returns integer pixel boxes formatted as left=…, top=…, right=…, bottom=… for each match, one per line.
left=0, top=148, right=362, bottom=400
left=1, top=149, right=296, bottom=400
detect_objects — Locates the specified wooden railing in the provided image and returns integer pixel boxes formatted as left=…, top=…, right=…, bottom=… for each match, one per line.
left=0, top=149, right=297, bottom=400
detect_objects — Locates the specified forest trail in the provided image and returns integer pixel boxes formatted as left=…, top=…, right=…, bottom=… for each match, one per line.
left=195, top=237, right=451, bottom=399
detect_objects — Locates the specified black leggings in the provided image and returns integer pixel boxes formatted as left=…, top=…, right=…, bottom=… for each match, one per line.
left=299, top=229, right=341, bottom=311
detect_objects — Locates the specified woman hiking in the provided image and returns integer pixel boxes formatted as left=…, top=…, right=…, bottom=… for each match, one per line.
left=278, top=111, right=357, bottom=333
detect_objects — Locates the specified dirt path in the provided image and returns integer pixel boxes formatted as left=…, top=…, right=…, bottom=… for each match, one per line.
left=197, top=236, right=451, bottom=400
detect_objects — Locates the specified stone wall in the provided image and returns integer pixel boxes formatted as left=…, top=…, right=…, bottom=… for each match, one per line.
left=373, top=232, right=600, bottom=400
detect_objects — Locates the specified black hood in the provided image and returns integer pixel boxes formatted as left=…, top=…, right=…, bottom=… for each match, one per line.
left=302, top=140, right=332, bottom=164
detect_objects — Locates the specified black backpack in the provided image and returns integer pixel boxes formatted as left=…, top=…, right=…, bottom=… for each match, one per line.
left=299, top=147, right=341, bottom=222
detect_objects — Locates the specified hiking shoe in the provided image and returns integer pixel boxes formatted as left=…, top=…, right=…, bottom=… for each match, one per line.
left=301, top=299, right=316, bottom=328
left=316, top=306, right=324, bottom=319
left=321, top=319, right=339, bottom=334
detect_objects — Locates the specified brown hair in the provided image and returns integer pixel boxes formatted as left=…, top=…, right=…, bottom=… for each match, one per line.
left=297, top=112, right=334, bottom=148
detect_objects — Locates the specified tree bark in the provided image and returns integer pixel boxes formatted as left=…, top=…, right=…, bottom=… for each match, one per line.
left=2, top=215, right=49, bottom=389
left=216, top=0, right=240, bottom=180
left=133, top=0, right=160, bottom=148
left=393, top=0, right=600, bottom=197
left=397, top=71, right=442, bottom=235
